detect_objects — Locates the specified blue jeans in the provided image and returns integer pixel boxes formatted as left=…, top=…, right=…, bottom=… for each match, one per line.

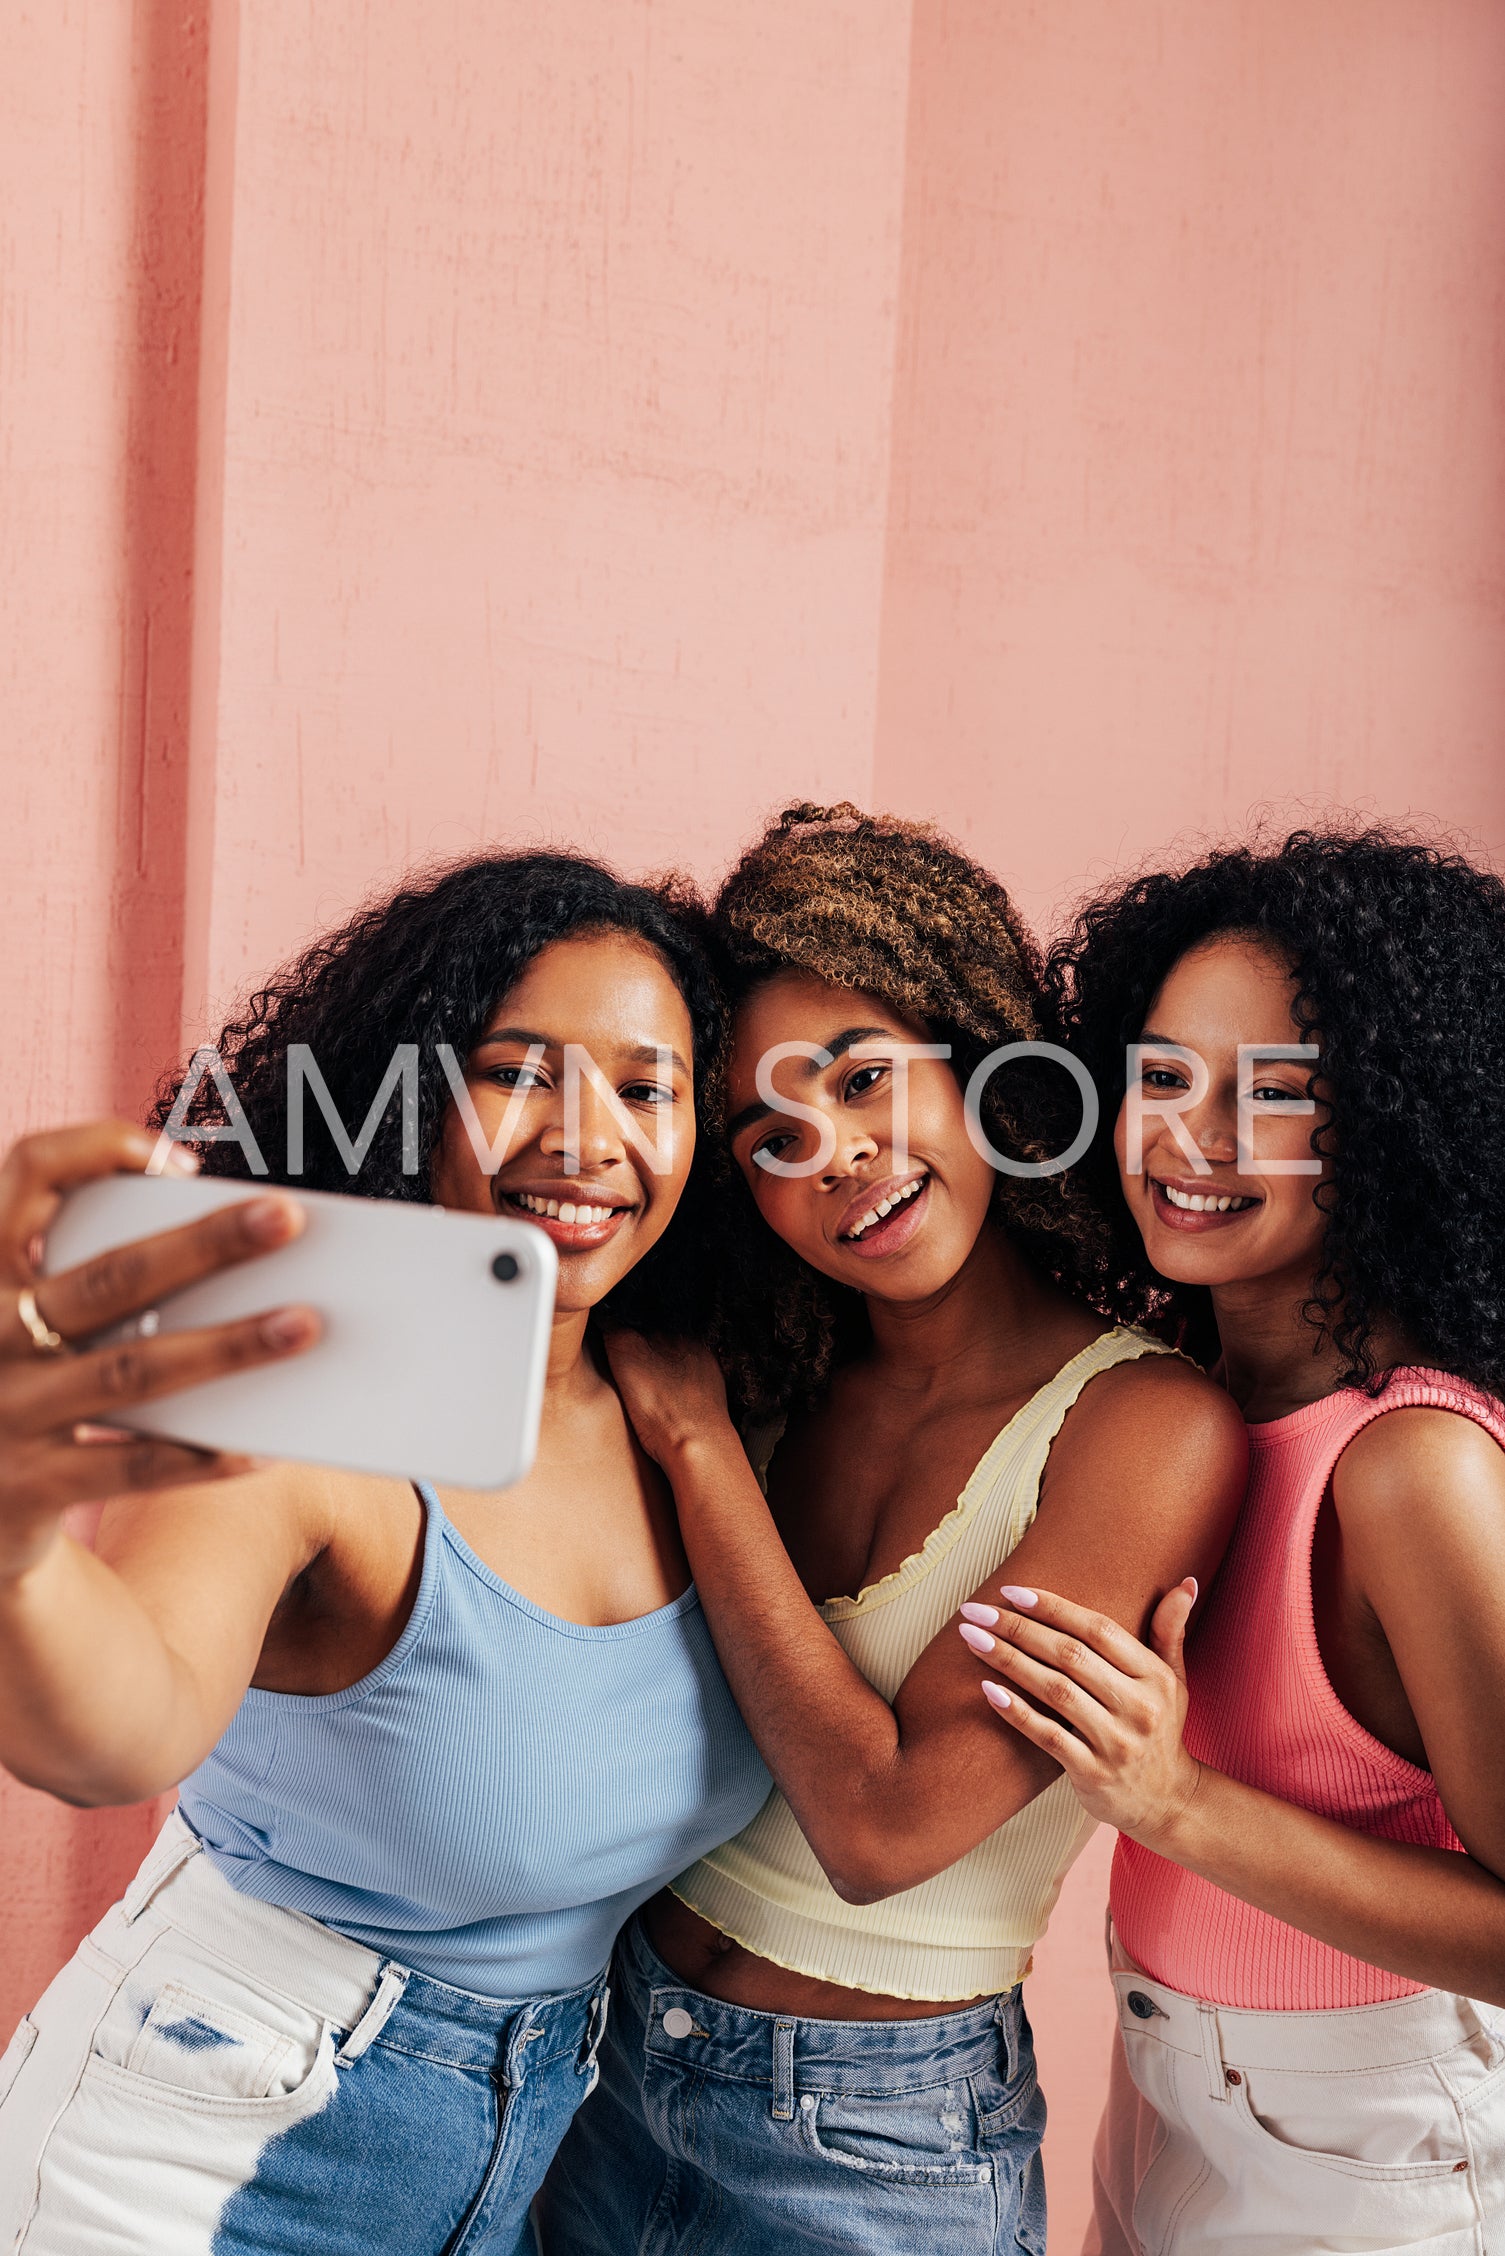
left=540, top=1913, right=1048, bottom=2255
left=0, top=1814, right=609, bottom=2255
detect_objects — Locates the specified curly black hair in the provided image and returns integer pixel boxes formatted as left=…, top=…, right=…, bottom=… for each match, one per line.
left=1044, top=825, right=1505, bottom=1394
left=707, top=803, right=1118, bottom=1419
left=151, top=852, right=725, bottom=1337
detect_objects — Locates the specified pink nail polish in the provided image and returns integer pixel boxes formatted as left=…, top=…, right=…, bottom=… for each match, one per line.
left=999, top=1585, right=1038, bottom=1607
left=982, top=1682, right=1012, bottom=1709
left=958, top=1622, right=996, bottom=1656
left=959, top=1602, right=1000, bottom=1627
left=1186, top=1577, right=1199, bottom=1603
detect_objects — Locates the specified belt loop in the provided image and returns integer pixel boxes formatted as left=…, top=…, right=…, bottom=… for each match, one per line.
left=1198, top=2002, right=1229, bottom=2104
left=581, top=1984, right=612, bottom=2095
left=335, top=1963, right=410, bottom=2067
left=995, top=1993, right=1020, bottom=2086
left=121, top=1819, right=202, bottom=1925
left=771, top=2018, right=796, bottom=2122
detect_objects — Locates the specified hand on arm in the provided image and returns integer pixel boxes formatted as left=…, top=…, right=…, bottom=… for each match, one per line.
left=607, top=1335, right=1246, bottom=1903
left=965, top=1407, right=1505, bottom=2004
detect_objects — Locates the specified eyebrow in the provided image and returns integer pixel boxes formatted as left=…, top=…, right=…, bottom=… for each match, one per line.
left=725, top=1025, right=893, bottom=1143
left=475, top=1027, right=553, bottom=1050
left=474, top=1028, right=690, bottom=1078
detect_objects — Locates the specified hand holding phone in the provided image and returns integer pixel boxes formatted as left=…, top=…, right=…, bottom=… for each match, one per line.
left=0, top=1122, right=319, bottom=1579
left=43, top=1172, right=557, bottom=1491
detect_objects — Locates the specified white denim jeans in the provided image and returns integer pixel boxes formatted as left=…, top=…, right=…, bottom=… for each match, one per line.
left=0, top=1813, right=603, bottom=2256
left=1084, top=1930, right=1505, bottom=2255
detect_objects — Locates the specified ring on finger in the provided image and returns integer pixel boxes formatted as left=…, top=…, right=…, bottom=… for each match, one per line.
left=16, top=1286, right=69, bottom=1356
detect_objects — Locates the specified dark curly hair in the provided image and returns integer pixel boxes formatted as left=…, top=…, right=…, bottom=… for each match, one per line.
left=1044, top=825, right=1505, bottom=1394
left=709, top=803, right=1116, bottom=1418
left=151, top=852, right=725, bottom=1337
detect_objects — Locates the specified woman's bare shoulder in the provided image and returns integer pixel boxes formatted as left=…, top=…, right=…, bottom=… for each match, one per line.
left=1054, top=1343, right=1248, bottom=1477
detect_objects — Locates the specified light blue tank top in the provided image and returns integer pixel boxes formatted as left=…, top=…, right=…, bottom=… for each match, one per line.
left=179, top=1485, right=770, bottom=1997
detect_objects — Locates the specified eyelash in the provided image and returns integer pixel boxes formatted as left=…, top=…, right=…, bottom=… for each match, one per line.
left=483, top=1067, right=675, bottom=1107
left=749, top=1060, right=891, bottom=1163
left=1137, top=1068, right=1304, bottom=1104
left=486, top=1064, right=551, bottom=1092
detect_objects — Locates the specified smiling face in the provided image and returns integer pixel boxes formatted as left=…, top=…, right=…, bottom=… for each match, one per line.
left=1114, top=931, right=1330, bottom=1295
left=428, top=930, right=696, bottom=1315
left=725, top=971, right=997, bottom=1302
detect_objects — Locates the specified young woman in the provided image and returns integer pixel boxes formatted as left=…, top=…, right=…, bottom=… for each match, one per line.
left=541, top=805, right=1247, bottom=2256
left=956, top=830, right=1505, bottom=2252
left=0, top=852, right=770, bottom=2256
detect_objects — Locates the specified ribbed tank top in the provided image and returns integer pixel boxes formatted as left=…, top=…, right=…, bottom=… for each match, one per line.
left=672, top=1328, right=1174, bottom=2001
left=179, top=1485, right=770, bottom=1997
left=1113, top=1368, right=1504, bottom=2011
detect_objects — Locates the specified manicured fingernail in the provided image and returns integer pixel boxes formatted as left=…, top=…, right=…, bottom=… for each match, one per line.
left=999, top=1585, right=1037, bottom=1607
left=165, top=1143, right=200, bottom=1174
left=958, top=1622, right=996, bottom=1655
left=982, top=1682, right=1012, bottom=1710
left=959, top=1602, right=1000, bottom=1627
left=1186, top=1577, right=1199, bottom=1602
left=260, top=1307, right=317, bottom=1350
left=244, top=1195, right=301, bottom=1245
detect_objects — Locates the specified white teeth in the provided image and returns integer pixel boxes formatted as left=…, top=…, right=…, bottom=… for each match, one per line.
left=1161, top=1183, right=1254, bottom=1215
left=845, top=1176, right=926, bottom=1239
left=515, top=1192, right=616, bottom=1224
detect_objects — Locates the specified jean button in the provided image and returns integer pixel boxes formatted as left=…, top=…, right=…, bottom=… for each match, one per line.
left=662, top=2007, right=695, bottom=2040
left=1126, top=1990, right=1162, bottom=2020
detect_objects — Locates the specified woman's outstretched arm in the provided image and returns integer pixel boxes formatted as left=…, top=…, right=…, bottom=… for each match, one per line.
left=605, top=1333, right=1246, bottom=1902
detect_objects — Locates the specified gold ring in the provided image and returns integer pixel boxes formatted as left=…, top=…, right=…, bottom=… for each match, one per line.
left=16, top=1287, right=68, bottom=1355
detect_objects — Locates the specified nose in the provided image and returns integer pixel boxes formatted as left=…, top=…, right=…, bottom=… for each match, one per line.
left=1180, top=1092, right=1238, bottom=1167
left=540, top=1082, right=627, bottom=1175
left=822, top=1119, right=880, bottom=1184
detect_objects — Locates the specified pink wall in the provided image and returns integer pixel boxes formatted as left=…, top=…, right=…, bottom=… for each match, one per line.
left=4, top=5, right=1504, bottom=2243
left=874, top=1, right=1505, bottom=933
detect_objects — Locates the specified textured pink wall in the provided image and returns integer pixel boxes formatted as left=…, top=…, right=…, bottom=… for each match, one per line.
left=875, top=1, right=1505, bottom=930
left=185, top=0, right=913, bottom=1026
left=4, top=5, right=1505, bottom=2243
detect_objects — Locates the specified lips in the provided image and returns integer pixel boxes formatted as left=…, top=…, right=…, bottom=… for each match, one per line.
left=1148, top=1177, right=1261, bottom=1234
left=496, top=1182, right=636, bottom=1252
left=835, top=1172, right=932, bottom=1260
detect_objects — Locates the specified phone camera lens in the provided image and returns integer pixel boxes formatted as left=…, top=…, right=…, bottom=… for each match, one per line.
left=491, top=1252, right=520, bottom=1283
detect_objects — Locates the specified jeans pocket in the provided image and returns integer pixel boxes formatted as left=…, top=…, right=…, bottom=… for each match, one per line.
left=796, top=2087, right=994, bottom=2187
left=0, top=2018, right=38, bottom=2109
left=90, top=1971, right=334, bottom=2116
left=1232, top=2062, right=1471, bottom=2183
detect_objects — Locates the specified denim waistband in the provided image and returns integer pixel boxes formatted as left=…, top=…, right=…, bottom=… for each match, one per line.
left=107, top=1811, right=609, bottom=2082
left=1107, top=1925, right=1505, bottom=2076
left=617, top=1912, right=1025, bottom=2096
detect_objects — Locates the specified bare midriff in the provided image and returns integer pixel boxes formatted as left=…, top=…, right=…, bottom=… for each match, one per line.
left=641, top=1890, right=983, bottom=2021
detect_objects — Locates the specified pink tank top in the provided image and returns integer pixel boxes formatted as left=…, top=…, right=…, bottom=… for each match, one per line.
left=1111, top=1367, right=1504, bottom=2010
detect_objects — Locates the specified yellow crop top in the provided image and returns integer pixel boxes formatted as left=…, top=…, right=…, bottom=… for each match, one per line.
left=670, top=1326, right=1174, bottom=2000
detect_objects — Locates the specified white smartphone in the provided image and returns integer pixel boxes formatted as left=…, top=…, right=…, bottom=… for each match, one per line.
left=43, top=1175, right=558, bottom=1490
